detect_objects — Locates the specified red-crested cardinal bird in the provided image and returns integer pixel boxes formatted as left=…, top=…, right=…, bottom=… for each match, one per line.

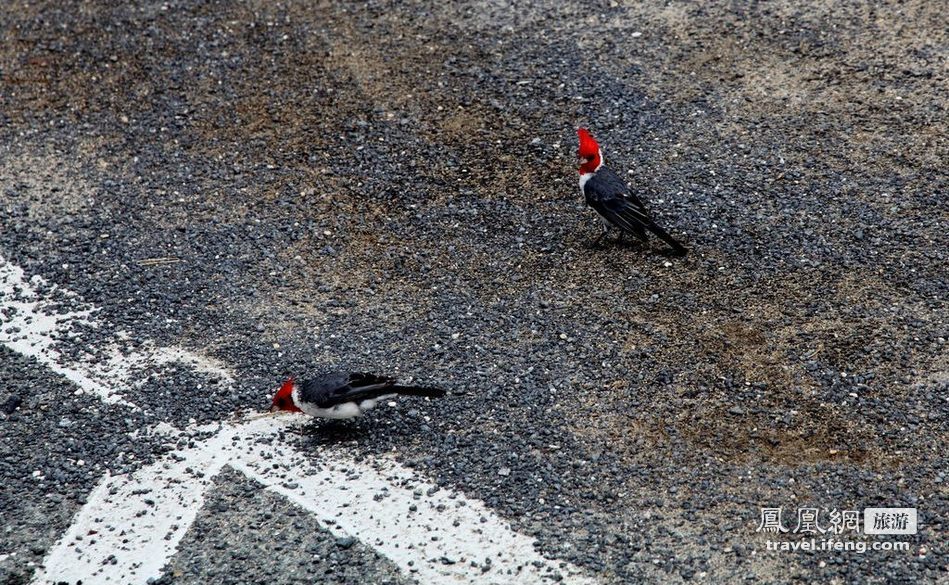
left=269, top=372, right=446, bottom=419
left=577, top=128, right=687, bottom=256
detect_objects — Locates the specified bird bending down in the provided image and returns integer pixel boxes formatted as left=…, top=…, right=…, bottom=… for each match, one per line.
left=270, top=371, right=446, bottom=419
left=576, top=128, right=687, bottom=256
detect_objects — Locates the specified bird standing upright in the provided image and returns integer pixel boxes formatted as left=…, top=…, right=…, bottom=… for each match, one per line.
left=577, top=128, right=687, bottom=256
left=270, top=371, right=446, bottom=419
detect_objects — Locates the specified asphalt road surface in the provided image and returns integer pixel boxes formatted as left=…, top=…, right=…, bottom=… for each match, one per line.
left=1, top=1, right=946, bottom=584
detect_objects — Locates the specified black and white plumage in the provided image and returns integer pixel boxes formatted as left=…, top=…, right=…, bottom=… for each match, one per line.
left=270, top=372, right=446, bottom=419
left=577, top=128, right=687, bottom=256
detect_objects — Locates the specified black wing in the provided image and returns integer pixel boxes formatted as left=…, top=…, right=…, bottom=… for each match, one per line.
left=584, top=167, right=688, bottom=256
left=584, top=168, right=651, bottom=241
left=298, top=372, right=444, bottom=408
left=297, top=372, right=394, bottom=408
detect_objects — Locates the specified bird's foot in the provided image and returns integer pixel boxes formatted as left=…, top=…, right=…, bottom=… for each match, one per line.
left=586, top=238, right=608, bottom=250
left=587, top=229, right=610, bottom=249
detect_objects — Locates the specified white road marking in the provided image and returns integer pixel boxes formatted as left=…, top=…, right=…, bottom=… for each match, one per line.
left=0, top=256, right=597, bottom=585
left=0, top=258, right=231, bottom=408
left=233, top=418, right=597, bottom=585
left=34, top=422, right=240, bottom=583
left=35, top=450, right=230, bottom=582
left=0, top=260, right=133, bottom=407
left=148, top=346, right=234, bottom=385
left=37, top=416, right=596, bottom=585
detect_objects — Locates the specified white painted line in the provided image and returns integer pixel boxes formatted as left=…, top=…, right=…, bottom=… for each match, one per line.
left=0, top=256, right=231, bottom=408
left=232, top=417, right=598, bottom=585
left=33, top=424, right=239, bottom=583
left=1, top=255, right=597, bottom=585
left=148, top=346, right=233, bottom=384
left=36, top=415, right=596, bottom=585
left=0, top=259, right=132, bottom=407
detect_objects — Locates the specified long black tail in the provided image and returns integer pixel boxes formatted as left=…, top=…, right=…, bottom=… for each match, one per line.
left=390, top=385, right=447, bottom=398
left=646, top=221, right=688, bottom=257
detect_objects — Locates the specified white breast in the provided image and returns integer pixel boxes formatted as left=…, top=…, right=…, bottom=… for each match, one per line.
left=292, top=386, right=396, bottom=419
left=301, top=401, right=363, bottom=419
left=579, top=172, right=593, bottom=192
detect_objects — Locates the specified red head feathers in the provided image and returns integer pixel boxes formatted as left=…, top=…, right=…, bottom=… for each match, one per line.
left=576, top=128, right=602, bottom=175
left=270, top=377, right=301, bottom=412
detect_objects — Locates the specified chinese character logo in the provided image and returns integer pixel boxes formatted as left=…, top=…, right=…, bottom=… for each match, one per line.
left=757, top=507, right=789, bottom=533
left=826, top=509, right=860, bottom=534
left=757, top=506, right=917, bottom=536
left=794, top=507, right=825, bottom=534
left=864, top=508, right=918, bottom=535
left=872, top=512, right=908, bottom=531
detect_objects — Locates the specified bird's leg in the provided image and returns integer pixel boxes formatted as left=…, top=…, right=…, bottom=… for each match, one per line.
left=591, top=224, right=609, bottom=248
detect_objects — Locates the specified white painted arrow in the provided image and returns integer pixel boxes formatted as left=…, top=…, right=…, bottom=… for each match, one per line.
left=34, top=415, right=596, bottom=585
left=1, top=255, right=597, bottom=585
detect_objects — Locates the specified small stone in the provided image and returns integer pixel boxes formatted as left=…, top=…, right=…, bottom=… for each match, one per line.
left=1, top=395, right=22, bottom=415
